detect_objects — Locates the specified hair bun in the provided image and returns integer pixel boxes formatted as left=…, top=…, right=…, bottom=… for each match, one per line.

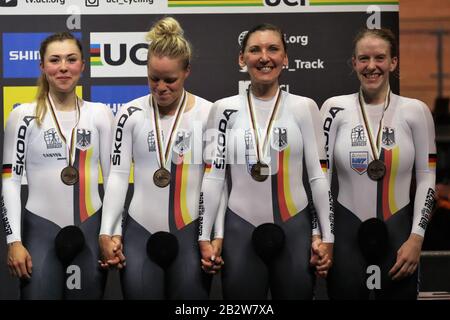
left=147, top=17, right=183, bottom=42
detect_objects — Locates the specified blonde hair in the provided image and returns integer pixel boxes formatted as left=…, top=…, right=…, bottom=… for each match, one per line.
left=35, top=32, right=83, bottom=126
left=146, top=16, right=192, bottom=69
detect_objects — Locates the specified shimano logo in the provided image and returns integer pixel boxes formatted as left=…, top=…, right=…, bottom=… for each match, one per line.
left=9, top=50, right=40, bottom=61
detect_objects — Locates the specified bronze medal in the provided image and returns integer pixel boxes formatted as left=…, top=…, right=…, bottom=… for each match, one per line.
left=246, top=87, right=282, bottom=183
left=48, top=94, right=81, bottom=187
left=357, top=88, right=391, bottom=182
left=367, top=159, right=386, bottom=181
left=150, top=92, right=187, bottom=189
left=251, top=162, right=269, bottom=182
left=61, top=166, right=79, bottom=185
left=153, top=168, right=171, bottom=188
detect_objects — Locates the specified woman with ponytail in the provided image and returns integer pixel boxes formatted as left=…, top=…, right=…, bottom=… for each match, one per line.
left=2, top=32, right=113, bottom=299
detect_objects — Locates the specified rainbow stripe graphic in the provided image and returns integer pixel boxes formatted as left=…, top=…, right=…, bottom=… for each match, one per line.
left=168, top=0, right=263, bottom=7
left=2, top=164, right=12, bottom=179
left=170, top=152, right=193, bottom=231
left=310, top=0, right=398, bottom=5
left=377, top=147, right=399, bottom=221
left=272, top=147, right=298, bottom=223
left=429, top=153, right=437, bottom=170
left=204, top=163, right=212, bottom=174
left=90, top=44, right=102, bottom=66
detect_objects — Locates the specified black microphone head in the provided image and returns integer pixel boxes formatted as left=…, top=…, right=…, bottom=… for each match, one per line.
left=252, top=223, right=285, bottom=264
left=357, top=218, right=389, bottom=264
left=54, top=225, right=85, bottom=265
left=146, top=231, right=179, bottom=269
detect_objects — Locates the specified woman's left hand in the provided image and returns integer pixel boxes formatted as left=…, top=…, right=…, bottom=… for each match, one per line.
left=388, top=233, right=423, bottom=281
left=310, top=236, right=333, bottom=278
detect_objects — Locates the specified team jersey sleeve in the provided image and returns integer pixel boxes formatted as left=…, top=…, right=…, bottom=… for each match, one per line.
left=407, top=101, right=436, bottom=237
left=1, top=106, right=30, bottom=243
left=320, top=97, right=342, bottom=182
left=95, top=104, right=114, bottom=190
left=198, top=101, right=235, bottom=241
left=99, top=105, right=137, bottom=236
left=298, top=98, right=334, bottom=243
left=212, top=182, right=228, bottom=239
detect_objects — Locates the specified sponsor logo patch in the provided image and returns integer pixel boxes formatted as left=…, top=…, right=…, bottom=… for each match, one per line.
left=44, top=128, right=63, bottom=149
left=244, top=129, right=256, bottom=173
left=351, top=125, right=366, bottom=147
left=350, top=151, right=368, bottom=174
left=148, top=130, right=156, bottom=152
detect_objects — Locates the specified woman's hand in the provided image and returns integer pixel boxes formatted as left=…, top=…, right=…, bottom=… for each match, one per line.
left=211, top=237, right=225, bottom=269
left=389, top=233, right=423, bottom=281
left=98, top=235, right=126, bottom=269
left=310, top=235, right=333, bottom=278
left=199, top=240, right=223, bottom=274
left=7, top=241, right=32, bottom=279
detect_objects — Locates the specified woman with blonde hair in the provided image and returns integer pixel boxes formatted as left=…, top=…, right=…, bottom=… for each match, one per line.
left=99, top=17, right=225, bottom=299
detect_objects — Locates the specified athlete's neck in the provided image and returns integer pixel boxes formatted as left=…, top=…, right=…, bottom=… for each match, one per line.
left=158, top=91, right=192, bottom=116
left=251, top=82, right=279, bottom=101
left=361, top=84, right=389, bottom=105
left=49, top=90, right=77, bottom=111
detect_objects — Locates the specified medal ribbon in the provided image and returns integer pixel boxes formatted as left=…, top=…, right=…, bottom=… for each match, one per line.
left=357, top=86, right=391, bottom=161
left=150, top=91, right=187, bottom=170
left=246, top=86, right=282, bottom=164
left=47, top=93, right=80, bottom=168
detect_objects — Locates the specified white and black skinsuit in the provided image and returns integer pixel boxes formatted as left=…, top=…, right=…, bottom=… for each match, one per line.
left=100, top=93, right=226, bottom=300
left=321, top=92, right=436, bottom=299
left=2, top=100, right=113, bottom=299
left=199, top=89, right=334, bottom=300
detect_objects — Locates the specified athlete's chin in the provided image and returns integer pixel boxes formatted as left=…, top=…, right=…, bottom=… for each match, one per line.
left=154, top=96, right=173, bottom=107
left=53, top=85, right=77, bottom=93
left=250, top=76, right=280, bottom=86
left=360, top=81, right=386, bottom=94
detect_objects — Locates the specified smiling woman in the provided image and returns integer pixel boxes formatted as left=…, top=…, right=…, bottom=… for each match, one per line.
left=2, top=32, right=113, bottom=300
left=35, top=33, right=85, bottom=124
left=321, top=28, right=436, bottom=300
left=198, top=23, right=334, bottom=300
left=41, top=41, right=84, bottom=101
left=352, top=30, right=398, bottom=104
left=238, top=24, right=287, bottom=99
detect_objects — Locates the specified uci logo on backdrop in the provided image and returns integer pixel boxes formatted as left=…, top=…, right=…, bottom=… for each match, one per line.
left=265, top=0, right=305, bottom=6
left=90, top=32, right=148, bottom=78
